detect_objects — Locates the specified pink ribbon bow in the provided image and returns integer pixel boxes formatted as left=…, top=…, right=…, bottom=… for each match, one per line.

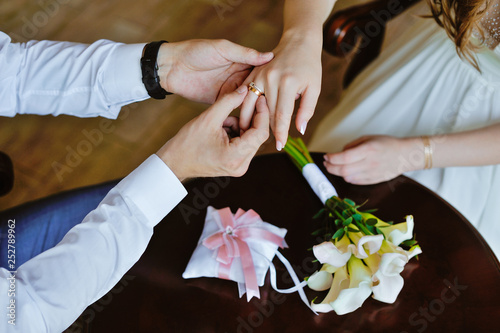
left=202, top=207, right=285, bottom=301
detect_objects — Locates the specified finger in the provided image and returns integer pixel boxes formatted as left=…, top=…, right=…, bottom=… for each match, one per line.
left=323, top=160, right=368, bottom=183
left=263, top=79, right=278, bottom=133
left=239, top=90, right=258, bottom=131
left=323, top=161, right=349, bottom=177
left=324, top=146, right=367, bottom=165
left=239, top=96, right=270, bottom=152
left=208, top=86, right=248, bottom=126
left=295, top=85, right=320, bottom=135
left=324, top=155, right=382, bottom=185
left=239, top=74, right=262, bottom=131
left=273, top=83, right=299, bottom=150
left=251, top=96, right=271, bottom=136
left=217, top=40, right=274, bottom=66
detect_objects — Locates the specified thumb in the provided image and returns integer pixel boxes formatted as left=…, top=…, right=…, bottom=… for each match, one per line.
left=218, top=40, right=274, bottom=66
left=207, top=86, right=248, bottom=125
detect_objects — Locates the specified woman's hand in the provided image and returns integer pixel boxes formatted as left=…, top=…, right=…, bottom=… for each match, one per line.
left=323, top=135, right=424, bottom=185
left=239, top=29, right=323, bottom=151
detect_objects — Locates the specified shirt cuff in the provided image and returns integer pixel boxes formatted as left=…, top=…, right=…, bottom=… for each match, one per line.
left=102, top=43, right=149, bottom=106
left=115, top=154, right=187, bottom=226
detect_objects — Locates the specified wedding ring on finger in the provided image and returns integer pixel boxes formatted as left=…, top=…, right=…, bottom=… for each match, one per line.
left=248, top=82, right=265, bottom=97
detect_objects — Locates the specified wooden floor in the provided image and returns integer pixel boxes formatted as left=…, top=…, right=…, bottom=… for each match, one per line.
left=0, top=0, right=419, bottom=210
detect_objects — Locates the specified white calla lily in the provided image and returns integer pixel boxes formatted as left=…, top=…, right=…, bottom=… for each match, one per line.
left=312, top=236, right=354, bottom=268
left=371, top=252, right=407, bottom=303
left=307, top=263, right=343, bottom=291
left=322, top=263, right=340, bottom=274
left=372, top=273, right=404, bottom=304
left=407, top=245, right=423, bottom=259
left=307, top=270, right=333, bottom=291
left=313, top=232, right=385, bottom=270
left=311, top=265, right=350, bottom=313
left=363, top=252, right=381, bottom=274
left=348, top=233, right=384, bottom=258
left=365, top=239, right=423, bottom=304
left=377, top=252, right=407, bottom=276
left=311, top=257, right=373, bottom=314
left=379, top=239, right=422, bottom=261
left=378, top=215, right=415, bottom=246
left=330, top=256, right=373, bottom=315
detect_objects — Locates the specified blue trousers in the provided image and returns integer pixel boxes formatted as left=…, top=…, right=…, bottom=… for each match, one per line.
left=0, top=180, right=118, bottom=269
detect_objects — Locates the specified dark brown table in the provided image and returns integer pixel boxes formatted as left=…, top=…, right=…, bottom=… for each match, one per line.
left=73, top=153, right=500, bottom=333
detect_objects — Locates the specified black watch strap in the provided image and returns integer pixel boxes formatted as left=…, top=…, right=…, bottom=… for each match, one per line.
left=141, top=40, right=172, bottom=99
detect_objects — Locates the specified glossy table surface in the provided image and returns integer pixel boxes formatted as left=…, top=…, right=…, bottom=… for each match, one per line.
left=82, top=153, right=500, bottom=333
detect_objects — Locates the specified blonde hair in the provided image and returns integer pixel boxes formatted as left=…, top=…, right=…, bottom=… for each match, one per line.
left=426, top=0, right=490, bottom=70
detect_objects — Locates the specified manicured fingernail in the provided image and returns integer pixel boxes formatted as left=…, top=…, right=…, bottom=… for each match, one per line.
left=323, top=155, right=328, bottom=161
left=237, top=85, right=247, bottom=93
left=299, top=122, right=307, bottom=135
left=276, top=141, right=283, bottom=151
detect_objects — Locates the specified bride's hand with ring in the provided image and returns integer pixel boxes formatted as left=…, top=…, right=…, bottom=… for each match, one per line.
left=238, top=0, right=336, bottom=151
left=239, top=30, right=322, bottom=151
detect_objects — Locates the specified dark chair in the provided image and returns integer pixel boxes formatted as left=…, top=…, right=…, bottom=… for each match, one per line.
left=0, top=152, right=14, bottom=196
left=323, top=0, right=420, bottom=88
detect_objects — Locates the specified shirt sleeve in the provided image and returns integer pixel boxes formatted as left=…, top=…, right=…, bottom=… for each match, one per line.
left=0, top=154, right=187, bottom=332
left=0, top=31, right=149, bottom=118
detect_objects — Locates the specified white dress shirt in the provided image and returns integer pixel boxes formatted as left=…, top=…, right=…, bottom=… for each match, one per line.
left=0, top=32, right=188, bottom=332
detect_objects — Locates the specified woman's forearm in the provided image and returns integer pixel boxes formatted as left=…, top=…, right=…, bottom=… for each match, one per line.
left=282, top=0, right=337, bottom=38
left=427, top=122, right=500, bottom=168
left=402, top=122, right=500, bottom=171
left=323, top=123, right=500, bottom=184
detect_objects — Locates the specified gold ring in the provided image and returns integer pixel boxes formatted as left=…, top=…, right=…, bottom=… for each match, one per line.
left=248, top=82, right=264, bottom=97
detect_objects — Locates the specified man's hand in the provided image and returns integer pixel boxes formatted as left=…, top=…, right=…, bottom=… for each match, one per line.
left=156, top=86, right=270, bottom=180
left=157, top=40, right=274, bottom=104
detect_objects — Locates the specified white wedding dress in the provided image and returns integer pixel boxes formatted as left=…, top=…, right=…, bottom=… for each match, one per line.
left=310, top=3, right=500, bottom=258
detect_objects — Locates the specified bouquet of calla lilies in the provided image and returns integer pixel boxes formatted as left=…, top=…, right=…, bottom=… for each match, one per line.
left=284, top=137, right=422, bottom=315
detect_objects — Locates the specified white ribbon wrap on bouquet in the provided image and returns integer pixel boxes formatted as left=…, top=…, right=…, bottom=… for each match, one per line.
left=302, top=163, right=338, bottom=203
left=183, top=206, right=312, bottom=310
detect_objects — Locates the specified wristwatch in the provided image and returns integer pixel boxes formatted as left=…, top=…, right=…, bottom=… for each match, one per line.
left=140, top=40, right=172, bottom=99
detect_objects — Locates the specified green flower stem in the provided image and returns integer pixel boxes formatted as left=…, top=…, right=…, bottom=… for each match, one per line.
left=295, top=138, right=313, bottom=163
left=288, top=139, right=310, bottom=161
left=289, top=156, right=302, bottom=170
left=287, top=138, right=303, bottom=153
left=283, top=136, right=315, bottom=172
left=354, top=220, right=373, bottom=236
left=283, top=145, right=305, bottom=169
left=283, top=142, right=309, bottom=168
left=334, top=210, right=346, bottom=223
